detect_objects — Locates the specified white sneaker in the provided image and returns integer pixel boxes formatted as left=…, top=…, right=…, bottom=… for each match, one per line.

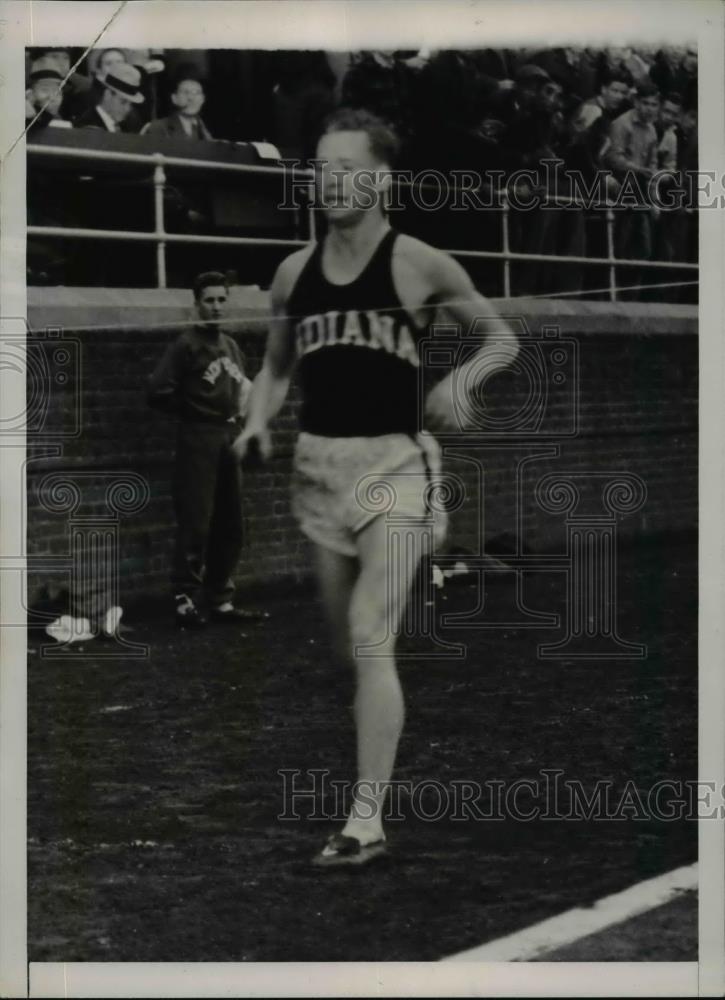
left=45, top=615, right=95, bottom=645
left=102, top=605, right=124, bottom=638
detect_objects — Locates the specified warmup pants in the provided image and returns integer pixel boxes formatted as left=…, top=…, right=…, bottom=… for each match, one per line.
left=172, top=422, right=243, bottom=607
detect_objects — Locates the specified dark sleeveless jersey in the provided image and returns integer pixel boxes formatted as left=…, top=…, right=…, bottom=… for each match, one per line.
left=286, top=229, right=426, bottom=437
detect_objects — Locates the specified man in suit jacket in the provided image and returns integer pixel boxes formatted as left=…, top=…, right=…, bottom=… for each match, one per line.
left=142, top=76, right=213, bottom=141
left=75, top=63, right=145, bottom=132
left=76, top=48, right=150, bottom=132
left=25, top=59, right=68, bottom=132
left=30, top=47, right=92, bottom=122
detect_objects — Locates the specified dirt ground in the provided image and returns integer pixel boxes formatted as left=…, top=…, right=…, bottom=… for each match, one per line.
left=27, top=537, right=697, bottom=962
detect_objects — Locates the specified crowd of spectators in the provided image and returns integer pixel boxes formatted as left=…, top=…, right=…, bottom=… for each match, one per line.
left=341, top=45, right=698, bottom=296
left=25, top=47, right=207, bottom=137
left=25, top=45, right=698, bottom=296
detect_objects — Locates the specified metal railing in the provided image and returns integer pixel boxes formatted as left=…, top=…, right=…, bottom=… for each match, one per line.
left=27, top=143, right=698, bottom=299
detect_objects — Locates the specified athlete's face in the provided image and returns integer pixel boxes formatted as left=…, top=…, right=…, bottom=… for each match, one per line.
left=196, top=285, right=228, bottom=325
left=315, top=131, right=387, bottom=225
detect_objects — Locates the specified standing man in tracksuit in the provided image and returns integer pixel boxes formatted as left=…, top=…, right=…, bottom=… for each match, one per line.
left=148, top=271, right=266, bottom=628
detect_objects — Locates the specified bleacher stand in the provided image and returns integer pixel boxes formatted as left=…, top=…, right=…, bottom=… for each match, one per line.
left=25, top=45, right=698, bottom=299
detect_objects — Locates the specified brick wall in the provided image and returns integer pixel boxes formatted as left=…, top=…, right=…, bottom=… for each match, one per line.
left=26, top=289, right=697, bottom=608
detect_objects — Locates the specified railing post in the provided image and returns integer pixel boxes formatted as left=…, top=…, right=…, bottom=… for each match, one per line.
left=153, top=157, right=167, bottom=289
left=501, top=192, right=511, bottom=298
left=605, top=205, right=616, bottom=302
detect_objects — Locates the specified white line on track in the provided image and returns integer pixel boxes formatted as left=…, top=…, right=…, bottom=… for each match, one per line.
left=442, top=862, right=698, bottom=962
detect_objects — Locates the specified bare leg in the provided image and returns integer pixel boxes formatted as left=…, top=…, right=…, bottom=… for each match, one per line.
left=343, top=515, right=428, bottom=844
left=312, top=519, right=427, bottom=849
left=313, top=543, right=359, bottom=663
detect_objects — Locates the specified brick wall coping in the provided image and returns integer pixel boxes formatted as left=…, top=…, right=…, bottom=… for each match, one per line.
left=28, top=287, right=697, bottom=337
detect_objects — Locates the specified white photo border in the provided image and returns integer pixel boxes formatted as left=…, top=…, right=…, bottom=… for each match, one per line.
left=1, top=1, right=723, bottom=996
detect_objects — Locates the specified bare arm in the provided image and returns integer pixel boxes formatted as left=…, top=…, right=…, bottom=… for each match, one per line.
left=245, top=254, right=301, bottom=431
left=231, top=250, right=306, bottom=461
left=426, top=251, right=519, bottom=430
left=421, top=247, right=519, bottom=432
left=429, top=250, right=519, bottom=357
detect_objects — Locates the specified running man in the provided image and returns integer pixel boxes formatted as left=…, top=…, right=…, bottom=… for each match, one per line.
left=232, top=108, right=519, bottom=865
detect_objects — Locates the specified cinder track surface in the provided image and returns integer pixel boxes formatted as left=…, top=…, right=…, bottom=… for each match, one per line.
left=27, top=538, right=697, bottom=962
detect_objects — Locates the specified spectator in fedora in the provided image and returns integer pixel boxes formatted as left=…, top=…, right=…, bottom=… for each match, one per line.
left=25, top=58, right=69, bottom=132
left=96, top=49, right=155, bottom=131
left=69, top=49, right=128, bottom=120
left=75, top=63, right=145, bottom=133
left=31, top=46, right=91, bottom=121
left=73, top=48, right=159, bottom=129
